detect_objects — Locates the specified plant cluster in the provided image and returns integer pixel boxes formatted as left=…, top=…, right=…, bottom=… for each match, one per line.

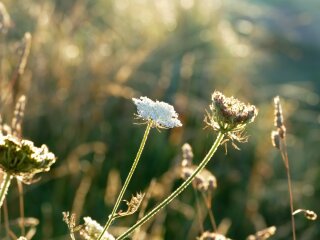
left=0, top=1, right=318, bottom=239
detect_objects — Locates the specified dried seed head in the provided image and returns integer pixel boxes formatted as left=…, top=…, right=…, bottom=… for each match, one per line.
left=81, top=217, right=115, bottom=240
left=207, top=91, right=257, bottom=131
left=181, top=143, right=194, bottom=167
left=273, top=96, right=283, bottom=128
left=205, top=91, right=257, bottom=147
left=198, top=231, right=230, bottom=240
left=271, top=131, right=280, bottom=149
left=273, top=96, right=287, bottom=139
left=181, top=165, right=217, bottom=192
left=293, top=209, right=317, bottom=221
left=116, top=192, right=145, bottom=217
left=63, top=211, right=77, bottom=235
left=246, top=226, right=276, bottom=240
left=0, top=134, right=56, bottom=181
left=133, top=96, right=182, bottom=128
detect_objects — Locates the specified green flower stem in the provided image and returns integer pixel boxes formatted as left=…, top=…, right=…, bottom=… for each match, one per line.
left=116, top=132, right=225, bottom=240
left=0, top=173, right=12, bottom=208
left=98, top=121, right=153, bottom=240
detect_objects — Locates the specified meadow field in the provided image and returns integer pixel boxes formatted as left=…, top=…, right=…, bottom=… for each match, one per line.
left=0, top=0, right=319, bottom=239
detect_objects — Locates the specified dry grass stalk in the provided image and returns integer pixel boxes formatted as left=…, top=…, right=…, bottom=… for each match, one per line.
left=104, top=169, right=121, bottom=206
left=271, top=96, right=295, bottom=240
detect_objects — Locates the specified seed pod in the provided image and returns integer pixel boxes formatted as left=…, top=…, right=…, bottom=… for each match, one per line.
left=271, top=131, right=280, bottom=149
left=273, top=96, right=284, bottom=128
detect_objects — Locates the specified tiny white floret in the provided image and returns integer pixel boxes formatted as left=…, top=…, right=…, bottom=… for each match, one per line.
left=81, top=217, right=115, bottom=240
left=132, top=96, right=182, bottom=128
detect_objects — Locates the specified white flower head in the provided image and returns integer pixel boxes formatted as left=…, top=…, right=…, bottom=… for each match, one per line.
left=133, top=96, right=182, bottom=128
left=81, top=217, right=115, bottom=240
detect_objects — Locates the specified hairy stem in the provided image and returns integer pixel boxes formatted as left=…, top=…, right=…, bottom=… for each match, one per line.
left=117, top=132, right=225, bottom=240
left=98, top=122, right=152, bottom=240
left=0, top=173, right=12, bottom=209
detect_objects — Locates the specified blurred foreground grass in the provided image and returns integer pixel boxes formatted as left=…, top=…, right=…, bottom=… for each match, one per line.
left=0, top=0, right=319, bottom=239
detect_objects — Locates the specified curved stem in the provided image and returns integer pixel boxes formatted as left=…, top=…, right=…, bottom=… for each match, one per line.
left=117, top=132, right=225, bottom=240
left=98, top=122, right=152, bottom=240
left=0, top=173, right=12, bottom=208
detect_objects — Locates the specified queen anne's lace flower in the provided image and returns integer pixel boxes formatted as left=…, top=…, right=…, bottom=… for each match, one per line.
left=132, top=96, right=182, bottom=128
left=81, top=217, right=115, bottom=240
left=205, top=91, right=258, bottom=148
left=206, top=91, right=257, bottom=132
left=0, top=133, right=56, bottom=181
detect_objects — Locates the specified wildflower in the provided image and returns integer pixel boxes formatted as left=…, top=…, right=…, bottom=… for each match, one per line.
left=81, top=217, right=115, bottom=240
left=207, top=91, right=257, bottom=131
left=205, top=91, right=257, bottom=145
left=132, top=96, right=182, bottom=128
left=99, top=97, right=177, bottom=239
left=0, top=95, right=56, bottom=209
left=0, top=133, right=56, bottom=181
left=116, top=92, right=257, bottom=240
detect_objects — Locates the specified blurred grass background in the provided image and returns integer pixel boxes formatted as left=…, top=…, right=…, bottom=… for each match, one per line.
left=1, top=0, right=320, bottom=239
